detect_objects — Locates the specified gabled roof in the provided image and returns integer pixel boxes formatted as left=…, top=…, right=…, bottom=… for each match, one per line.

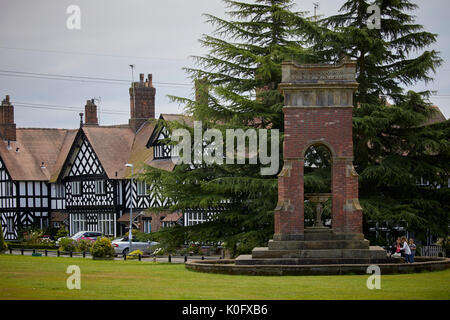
left=161, top=212, right=183, bottom=222
left=52, top=120, right=174, bottom=181
left=82, top=126, right=135, bottom=179
left=146, top=114, right=194, bottom=148
left=424, top=106, right=447, bottom=126
left=160, top=114, right=194, bottom=126
left=0, top=128, right=76, bottom=181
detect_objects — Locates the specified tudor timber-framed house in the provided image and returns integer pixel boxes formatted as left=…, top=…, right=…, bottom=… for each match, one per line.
left=0, top=74, right=196, bottom=240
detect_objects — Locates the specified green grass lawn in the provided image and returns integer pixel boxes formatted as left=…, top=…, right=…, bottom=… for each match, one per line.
left=0, top=254, right=449, bottom=300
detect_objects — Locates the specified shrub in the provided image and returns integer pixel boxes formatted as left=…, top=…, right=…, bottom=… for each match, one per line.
left=0, top=223, right=7, bottom=253
left=437, top=237, right=450, bottom=258
left=90, top=237, right=114, bottom=258
left=56, top=227, right=69, bottom=240
left=22, top=229, right=43, bottom=245
left=134, top=231, right=156, bottom=242
left=188, top=244, right=202, bottom=255
left=77, top=239, right=93, bottom=252
left=58, top=237, right=77, bottom=252
left=127, top=249, right=144, bottom=259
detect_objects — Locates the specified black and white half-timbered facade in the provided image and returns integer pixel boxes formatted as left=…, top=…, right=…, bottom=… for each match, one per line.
left=0, top=74, right=212, bottom=240
left=0, top=157, right=16, bottom=240
left=0, top=94, right=77, bottom=240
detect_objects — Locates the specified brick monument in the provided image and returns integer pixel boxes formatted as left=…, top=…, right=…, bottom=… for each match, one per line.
left=237, top=58, right=387, bottom=265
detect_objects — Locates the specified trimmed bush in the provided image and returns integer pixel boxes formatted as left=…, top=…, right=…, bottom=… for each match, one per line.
left=58, top=237, right=77, bottom=252
left=90, top=237, right=114, bottom=259
left=77, top=239, right=93, bottom=252
left=0, top=223, right=7, bottom=253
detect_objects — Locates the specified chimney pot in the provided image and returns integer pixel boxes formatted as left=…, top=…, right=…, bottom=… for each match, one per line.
left=148, top=74, right=153, bottom=87
left=139, top=73, right=144, bottom=82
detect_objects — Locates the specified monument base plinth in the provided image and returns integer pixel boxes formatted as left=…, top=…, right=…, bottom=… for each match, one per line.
left=236, top=228, right=388, bottom=265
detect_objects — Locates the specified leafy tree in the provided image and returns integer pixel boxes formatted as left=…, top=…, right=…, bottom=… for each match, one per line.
left=142, top=0, right=315, bottom=256
left=311, top=0, right=449, bottom=242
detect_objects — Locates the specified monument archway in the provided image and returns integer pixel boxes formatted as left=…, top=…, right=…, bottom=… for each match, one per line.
left=303, top=143, right=332, bottom=228
left=235, top=57, right=390, bottom=265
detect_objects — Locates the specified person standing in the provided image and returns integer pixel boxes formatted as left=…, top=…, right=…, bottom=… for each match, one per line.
left=409, top=238, right=416, bottom=263
left=401, top=236, right=412, bottom=263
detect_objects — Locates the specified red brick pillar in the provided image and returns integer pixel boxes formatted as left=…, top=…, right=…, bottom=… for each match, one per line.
left=274, top=159, right=304, bottom=240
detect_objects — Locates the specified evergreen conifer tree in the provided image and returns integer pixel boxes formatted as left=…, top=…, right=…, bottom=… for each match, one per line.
left=311, top=0, right=449, bottom=242
left=142, top=0, right=315, bottom=255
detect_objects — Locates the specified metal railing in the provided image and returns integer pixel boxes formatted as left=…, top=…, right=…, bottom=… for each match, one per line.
left=5, top=248, right=224, bottom=263
left=420, top=245, right=443, bottom=257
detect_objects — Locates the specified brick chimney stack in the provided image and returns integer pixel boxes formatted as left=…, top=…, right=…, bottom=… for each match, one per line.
left=129, top=73, right=155, bottom=132
left=195, top=78, right=209, bottom=104
left=85, top=99, right=98, bottom=126
left=0, top=95, right=16, bottom=141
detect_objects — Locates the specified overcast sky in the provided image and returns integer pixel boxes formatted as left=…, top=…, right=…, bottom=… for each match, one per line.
left=0, top=0, right=448, bottom=129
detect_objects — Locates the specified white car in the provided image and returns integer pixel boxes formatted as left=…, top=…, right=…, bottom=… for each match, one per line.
left=111, top=237, right=159, bottom=255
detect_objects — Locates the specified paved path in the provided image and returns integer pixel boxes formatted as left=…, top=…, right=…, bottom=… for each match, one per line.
left=4, top=249, right=222, bottom=264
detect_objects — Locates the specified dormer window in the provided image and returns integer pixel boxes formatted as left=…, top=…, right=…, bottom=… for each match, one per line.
left=153, top=129, right=173, bottom=159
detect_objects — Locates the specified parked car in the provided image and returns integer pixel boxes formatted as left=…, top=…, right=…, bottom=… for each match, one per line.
left=111, top=237, right=159, bottom=255
left=56, top=231, right=102, bottom=246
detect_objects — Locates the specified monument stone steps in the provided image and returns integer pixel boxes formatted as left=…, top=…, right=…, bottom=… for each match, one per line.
left=252, top=247, right=384, bottom=259
left=268, top=239, right=370, bottom=250
left=235, top=254, right=388, bottom=266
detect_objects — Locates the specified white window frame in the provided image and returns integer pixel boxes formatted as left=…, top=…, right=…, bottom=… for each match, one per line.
left=137, top=180, right=148, bottom=196
left=95, top=180, right=106, bottom=195
left=55, top=183, right=65, bottom=198
left=143, top=219, right=151, bottom=233
left=6, top=218, right=13, bottom=233
left=5, top=182, right=13, bottom=197
left=71, top=181, right=81, bottom=195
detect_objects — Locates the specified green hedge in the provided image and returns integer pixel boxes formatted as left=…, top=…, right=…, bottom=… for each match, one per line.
left=6, top=242, right=57, bottom=250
